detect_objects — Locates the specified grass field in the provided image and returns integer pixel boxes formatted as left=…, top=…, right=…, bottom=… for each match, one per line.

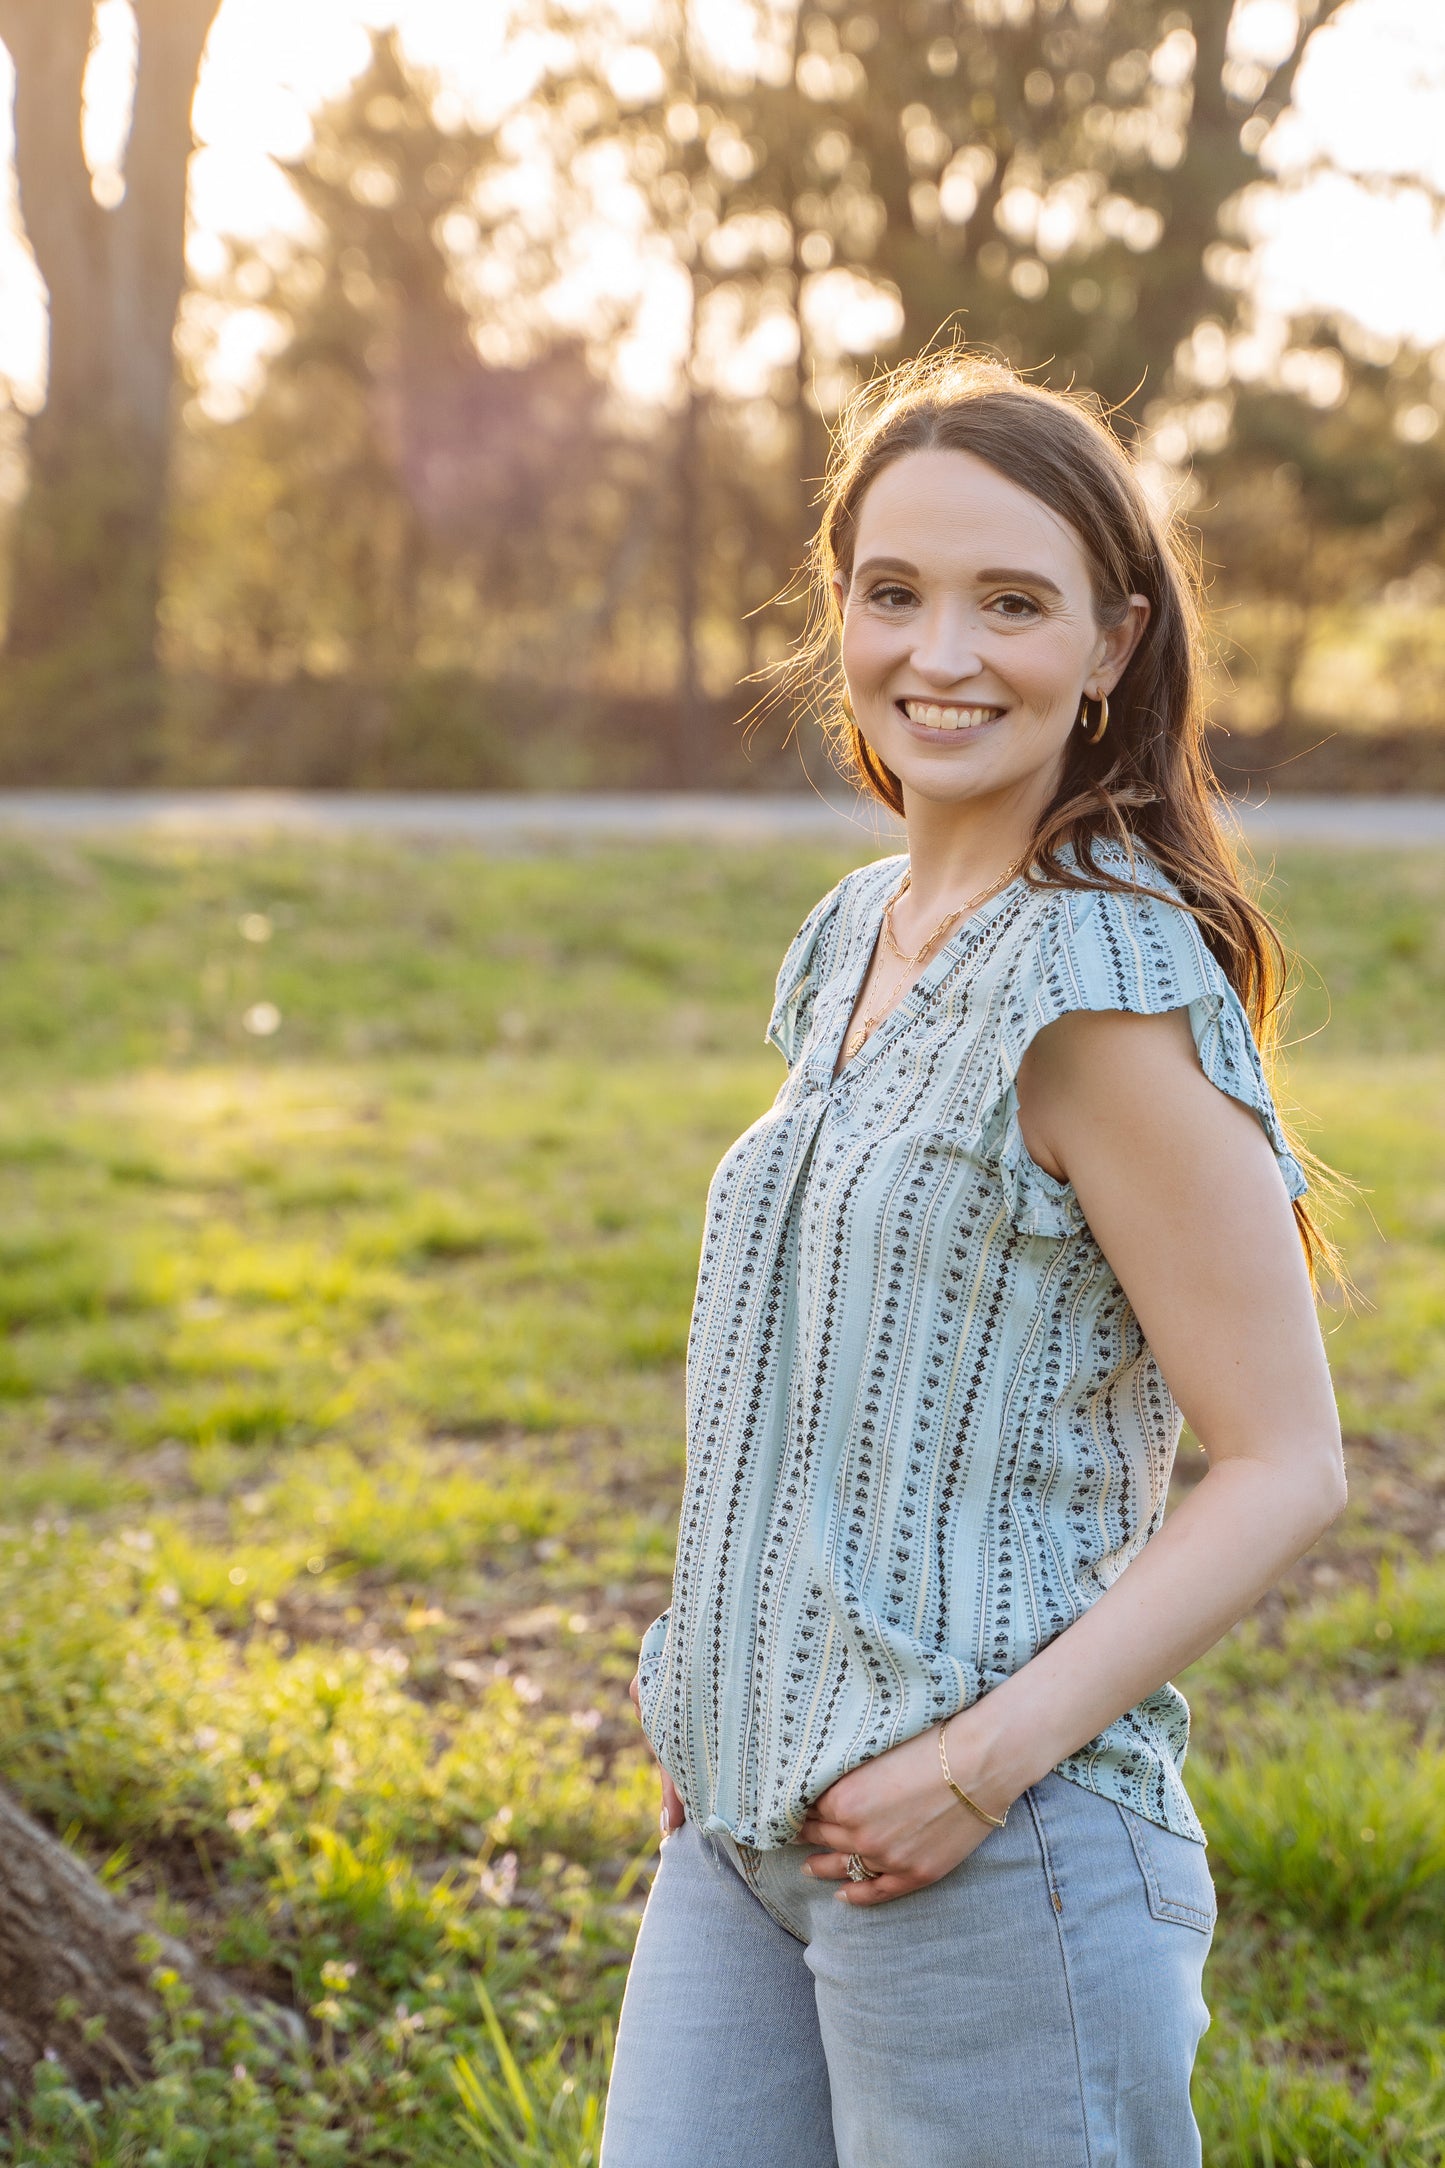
left=0, top=832, right=1441, bottom=2165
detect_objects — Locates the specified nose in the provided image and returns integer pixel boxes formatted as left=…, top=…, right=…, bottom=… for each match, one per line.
left=908, top=602, right=985, bottom=687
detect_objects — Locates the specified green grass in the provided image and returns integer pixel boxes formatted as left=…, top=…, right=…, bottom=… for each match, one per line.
left=0, top=832, right=1439, bottom=2162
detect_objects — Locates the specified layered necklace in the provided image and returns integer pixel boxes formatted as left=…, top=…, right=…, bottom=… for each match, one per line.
left=841, top=857, right=1024, bottom=1065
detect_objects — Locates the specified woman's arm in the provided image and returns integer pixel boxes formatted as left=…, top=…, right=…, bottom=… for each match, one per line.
left=798, top=1003, right=1346, bottom=1905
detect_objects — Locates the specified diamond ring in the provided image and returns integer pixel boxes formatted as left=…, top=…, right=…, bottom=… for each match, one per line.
left=846, top=1851, right=881, bottom=1881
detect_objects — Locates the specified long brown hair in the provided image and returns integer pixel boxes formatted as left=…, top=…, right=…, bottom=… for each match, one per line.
left=782, top=347, right=1337, bottom=1280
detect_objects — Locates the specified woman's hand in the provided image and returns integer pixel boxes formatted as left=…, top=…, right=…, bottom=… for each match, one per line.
left=795, top=1714, right=1009, bottom=1908
left=629, top=1670, right=687, bottom=1835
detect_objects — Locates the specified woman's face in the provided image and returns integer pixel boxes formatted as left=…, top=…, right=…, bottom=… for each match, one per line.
left=833, top=447, right=1149, bottom=815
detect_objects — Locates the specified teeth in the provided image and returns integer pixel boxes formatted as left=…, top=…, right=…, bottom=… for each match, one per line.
left=902, top=701, right=1003, bottom=730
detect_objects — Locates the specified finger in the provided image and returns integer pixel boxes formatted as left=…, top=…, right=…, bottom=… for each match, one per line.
left=796, top=1816, right=853, bottom=1852
left=661, top=1772, right=686, bottom=1829
left=834, top=1874, right=921, bottom=1908
left=797, top=1794, right=844, bottom=1832
left=801, top=1850, right=856, bottom=1882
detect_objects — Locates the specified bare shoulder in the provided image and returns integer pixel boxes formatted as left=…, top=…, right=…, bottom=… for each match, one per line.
left=1020, top=1001, right=1197, bottom=1081
left=1016, top=1004, right=1264, bottom=1185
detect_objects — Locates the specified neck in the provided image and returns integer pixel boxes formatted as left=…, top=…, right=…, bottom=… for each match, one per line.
left=897, top=769, right=1056, bottom=920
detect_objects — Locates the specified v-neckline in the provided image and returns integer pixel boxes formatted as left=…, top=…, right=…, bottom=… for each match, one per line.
left=827, top=864, right=1026, bottom=1085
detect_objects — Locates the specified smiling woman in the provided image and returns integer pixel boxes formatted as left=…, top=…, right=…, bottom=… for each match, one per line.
left=798, top=350, right=1334, bottom=1268
left=605, top=349, right=1348, bottom=2168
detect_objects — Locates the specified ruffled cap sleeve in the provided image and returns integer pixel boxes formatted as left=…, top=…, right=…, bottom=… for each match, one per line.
left=986, top=879, right=1309, bottom=1237
left=764, top=877, right=850, bottom=1066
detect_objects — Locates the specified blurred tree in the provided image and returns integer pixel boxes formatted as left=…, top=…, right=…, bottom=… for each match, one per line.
left=833, top=0, right=1352, bottom=413
left=571, top=2, right=890, bottom=774
left=0, top=0, right=222, bottom=776
left=168, top=33, right=611, bottom=686
left=602, top=0, right=730, bottom=770
left=5, top=0, right=1433, bottom=789
left=562, top=0, right=1368, bottom=777
left=1188, top=331, right=1445, bottom=748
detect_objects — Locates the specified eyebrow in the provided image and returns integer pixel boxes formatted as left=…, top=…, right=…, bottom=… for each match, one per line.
left=853, top=555, right=1065, bottom=601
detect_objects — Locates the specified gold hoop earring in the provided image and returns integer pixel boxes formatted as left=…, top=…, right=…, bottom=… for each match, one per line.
left=1079, top=690, right=1109, bottom=745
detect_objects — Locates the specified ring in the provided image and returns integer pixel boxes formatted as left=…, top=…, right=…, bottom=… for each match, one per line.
left=846, top=1852, right=881, bottom=1881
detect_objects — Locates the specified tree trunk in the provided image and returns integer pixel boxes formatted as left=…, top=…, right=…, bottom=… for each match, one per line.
left=0, top=1782, right=287, bottom=2104
left=674, top=362, right=707, bottom=785
left=1273, top=590, right=1315, bottom=739
left=0, top=0, right=222, bottom=779
left=787, top=298, right=830, bottom=576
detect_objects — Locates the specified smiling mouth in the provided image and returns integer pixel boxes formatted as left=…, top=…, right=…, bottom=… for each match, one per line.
left=898, top=698, right=1008, bottom=733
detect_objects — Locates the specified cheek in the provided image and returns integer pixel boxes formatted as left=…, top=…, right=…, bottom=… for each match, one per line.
left=997, top=637, right=1093, bottom=734
left=841, top=613, right=898, bottom=690
left=1004, top=629, right=1080, bottom=692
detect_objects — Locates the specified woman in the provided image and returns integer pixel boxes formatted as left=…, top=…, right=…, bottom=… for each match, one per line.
left=603, top=352, right=1345, bottom=2168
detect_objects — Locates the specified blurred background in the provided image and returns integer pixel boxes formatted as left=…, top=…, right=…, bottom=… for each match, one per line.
left=2, top=0, right=1444, bottom=793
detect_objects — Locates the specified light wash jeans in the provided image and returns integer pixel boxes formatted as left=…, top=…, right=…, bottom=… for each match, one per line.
left=600, top=1772, right=1213, bottom=2168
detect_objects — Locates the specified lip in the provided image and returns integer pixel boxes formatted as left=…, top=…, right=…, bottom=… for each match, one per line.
left=893, top=697, right=1010, bottom=743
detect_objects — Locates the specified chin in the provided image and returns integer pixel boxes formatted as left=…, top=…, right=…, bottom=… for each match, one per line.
left=895, top=765, right=1001, bottom=806
left=867, top=724, right=1069, bottom=815
left=876, top=742, right=1017, bottom=806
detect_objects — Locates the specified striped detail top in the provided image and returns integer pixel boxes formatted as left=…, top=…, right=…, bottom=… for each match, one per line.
left=636, top=846, right=1306, bottom=1850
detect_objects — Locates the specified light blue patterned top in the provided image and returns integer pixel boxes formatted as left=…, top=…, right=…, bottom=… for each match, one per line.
left=636, top=846, right=1307, bottom=1850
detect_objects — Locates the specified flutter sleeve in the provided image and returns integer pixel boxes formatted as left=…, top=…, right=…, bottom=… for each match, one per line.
left=982, top=878, right=1309, bottom=1238
left=764, top=876, right=852, bottom=1067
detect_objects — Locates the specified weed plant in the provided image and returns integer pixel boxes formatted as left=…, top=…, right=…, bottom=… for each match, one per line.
left=0, top=835, right=1439, bottom=2163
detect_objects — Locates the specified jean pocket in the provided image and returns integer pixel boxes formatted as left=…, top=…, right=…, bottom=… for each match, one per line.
left=1117, top=1804, right=1216, bottom=1934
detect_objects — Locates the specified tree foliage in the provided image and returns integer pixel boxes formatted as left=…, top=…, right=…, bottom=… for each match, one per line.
left=3, top=0, right=1444, bottom=784
left=170, top=34, right=608, bottom=683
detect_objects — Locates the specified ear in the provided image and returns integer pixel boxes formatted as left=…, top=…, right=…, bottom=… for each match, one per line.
left=1092, top=593, right=1151, bottom=695
left=831, top=569, right=848, bottom=618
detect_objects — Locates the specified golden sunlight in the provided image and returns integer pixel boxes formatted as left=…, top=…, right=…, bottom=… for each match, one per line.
left=0, top=0, right=1442, bottom=413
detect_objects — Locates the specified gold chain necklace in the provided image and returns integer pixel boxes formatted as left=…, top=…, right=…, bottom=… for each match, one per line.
left=841, top=857, right=1024, bottom=1065
left=882, top=882, right=968, bottom=966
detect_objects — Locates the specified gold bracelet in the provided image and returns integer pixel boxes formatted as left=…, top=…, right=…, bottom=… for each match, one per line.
left=938, top=1723, right=1008, bottom=1830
